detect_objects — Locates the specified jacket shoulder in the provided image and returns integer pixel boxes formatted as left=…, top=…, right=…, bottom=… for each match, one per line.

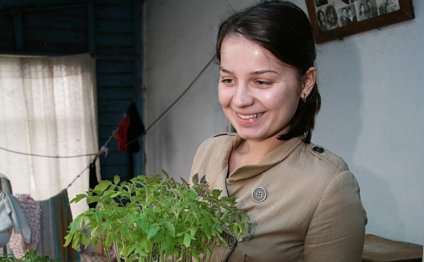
left=190, top=133, right=235, bottom=184
left=199, top=132, right=235, bottom=147
left=307, top=144, right=348, bottom=172
left=194, top=133, right=233, bottom=156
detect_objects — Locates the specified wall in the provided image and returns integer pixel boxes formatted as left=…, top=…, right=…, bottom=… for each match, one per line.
left=143, top=0, right=424, bottom=244
left=143, top=0, right=255, bottom=178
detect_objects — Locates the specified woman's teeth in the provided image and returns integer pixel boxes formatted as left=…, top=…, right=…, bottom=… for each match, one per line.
left=238, top=113, right=261, bottom=119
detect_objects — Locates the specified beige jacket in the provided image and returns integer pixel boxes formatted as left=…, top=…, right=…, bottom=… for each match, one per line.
left=190, top=133, right=367, bottom=262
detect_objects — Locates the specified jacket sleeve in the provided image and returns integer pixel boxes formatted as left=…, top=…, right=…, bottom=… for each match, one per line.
left=304, top=171, right=367, bottom=262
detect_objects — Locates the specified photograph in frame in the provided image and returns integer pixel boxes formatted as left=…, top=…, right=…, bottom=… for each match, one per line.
left=305, top=0, right=414, bottom=43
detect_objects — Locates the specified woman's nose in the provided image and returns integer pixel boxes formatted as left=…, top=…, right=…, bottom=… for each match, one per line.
left=233, top=83, right=254, bottom=107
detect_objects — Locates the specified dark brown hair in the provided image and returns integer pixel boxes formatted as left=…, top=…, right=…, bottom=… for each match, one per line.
left=216, top=0, right=321, bottom=143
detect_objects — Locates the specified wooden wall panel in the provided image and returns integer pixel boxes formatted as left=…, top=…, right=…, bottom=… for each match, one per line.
left=0, top=14, right=14, bottom=51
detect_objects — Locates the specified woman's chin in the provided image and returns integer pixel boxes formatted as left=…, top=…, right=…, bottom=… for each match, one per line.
left=235, top=129, right=263, bottom=140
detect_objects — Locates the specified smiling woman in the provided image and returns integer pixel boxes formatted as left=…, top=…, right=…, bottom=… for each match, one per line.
left=190, top=1, right=367, bottom=261
left=218, top=34, right=315, bottom=156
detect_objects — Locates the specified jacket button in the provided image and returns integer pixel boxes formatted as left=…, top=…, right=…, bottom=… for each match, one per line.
left=251, top=187, right=267, bottom=203
left=312, top=146, right=324, bottom=153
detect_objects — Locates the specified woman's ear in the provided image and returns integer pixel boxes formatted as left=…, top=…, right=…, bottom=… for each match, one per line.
left=301, top=67, right=317, bottom=99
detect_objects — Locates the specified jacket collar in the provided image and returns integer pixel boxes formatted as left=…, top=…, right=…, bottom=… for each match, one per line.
left=224, top=134, right=304, bottom=182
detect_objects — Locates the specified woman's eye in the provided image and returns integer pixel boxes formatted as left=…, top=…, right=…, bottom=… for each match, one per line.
left=255, top=80, right=272, bottom=87
left=220, top=78, right=235, bottom=85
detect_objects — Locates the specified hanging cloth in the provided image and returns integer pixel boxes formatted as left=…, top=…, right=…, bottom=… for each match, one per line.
left=116, top=102, right=145, bottom=180
left=9, top=194, right=41, bottom=259
left=88, top=160, right=98, bottom=209
left=117, top=116, right=130, bottom=152
left=36, top=190, right=78, bottom=261
left=126, top=102, right=145, bottom=153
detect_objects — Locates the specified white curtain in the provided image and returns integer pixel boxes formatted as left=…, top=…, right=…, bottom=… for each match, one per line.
left=0, top=54, right=98, bottom=216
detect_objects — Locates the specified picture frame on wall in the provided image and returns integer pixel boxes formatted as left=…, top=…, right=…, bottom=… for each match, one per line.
left=305, top=0, right=414, bottom=43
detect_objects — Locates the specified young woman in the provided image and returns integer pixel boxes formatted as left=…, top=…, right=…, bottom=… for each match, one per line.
left=190, top=1, right=367, bottom=261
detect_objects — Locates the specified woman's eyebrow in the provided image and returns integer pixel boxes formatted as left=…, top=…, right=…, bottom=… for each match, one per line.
left=219, top=67, right=233, bottom=74
left=250, top=69, right=278, bottom=76
left=219, top=67, right=278, bottom=75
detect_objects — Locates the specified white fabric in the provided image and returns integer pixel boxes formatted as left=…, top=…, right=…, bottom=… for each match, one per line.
left=0, top=54, right=98, bottom=216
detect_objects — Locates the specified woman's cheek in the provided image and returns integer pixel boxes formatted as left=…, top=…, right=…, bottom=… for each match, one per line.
left=218, top=88, right=232, bottom=107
